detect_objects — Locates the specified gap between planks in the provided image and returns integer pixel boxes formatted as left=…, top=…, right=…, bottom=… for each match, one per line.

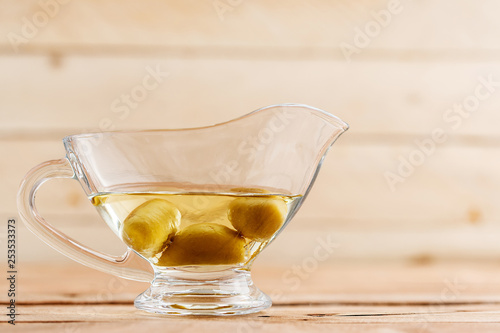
left=6, top=300, right=500, bottom=307
left=2, top=45, right=500, bottom=62
left=3, top=131, right=500, bottom=147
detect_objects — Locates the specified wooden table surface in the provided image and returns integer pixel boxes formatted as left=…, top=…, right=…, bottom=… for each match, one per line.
left=2, top=260, right=500, bottom=332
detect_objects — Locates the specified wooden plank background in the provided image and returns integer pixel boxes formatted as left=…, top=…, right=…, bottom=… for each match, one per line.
left=1, top=0, right=500, bottom=263
left=2, top=261, right=500, bottom=332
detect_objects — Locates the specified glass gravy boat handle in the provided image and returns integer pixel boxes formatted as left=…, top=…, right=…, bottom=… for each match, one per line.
left=17, top=158, right=153, bottom=282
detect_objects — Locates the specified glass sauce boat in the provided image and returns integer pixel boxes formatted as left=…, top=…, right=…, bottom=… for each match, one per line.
left=18, top=104, right=348, bottom=316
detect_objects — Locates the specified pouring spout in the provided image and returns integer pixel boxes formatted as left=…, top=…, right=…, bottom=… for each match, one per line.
left=260, top=103, right=349, bottom=153
left=220, top=103, right=349, bottom=195
left=295, top=103, right=349, bottom=147
left=304, top=104, right=349, bottom=133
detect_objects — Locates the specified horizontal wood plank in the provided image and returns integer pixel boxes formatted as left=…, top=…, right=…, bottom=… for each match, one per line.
left=1, top=57, right=500, bottom=136
left=1, top=0, right=499, bottom=54
left=8, top=217, right=500, bottom=262
left=5, top=139, right=500, bottom=260
left=4, top=321, right=500, bottom=333
left=2, top=262, right=500, bottom=304
left=9, top=303, right=500, bottom=322
left=1, top=262, right=500, bottom=332
left=5, top=141, right=500, bottom=225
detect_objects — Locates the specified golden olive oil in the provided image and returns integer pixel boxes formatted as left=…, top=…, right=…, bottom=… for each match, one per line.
left=92, top=186, right=302, bottom=268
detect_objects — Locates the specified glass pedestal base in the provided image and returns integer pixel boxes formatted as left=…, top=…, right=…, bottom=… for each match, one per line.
left=134, top=267, right=271, bottom=316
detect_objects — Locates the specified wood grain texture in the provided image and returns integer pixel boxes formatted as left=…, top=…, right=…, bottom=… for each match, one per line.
left=1, top=262, right=500, bottom=332
left=7, top=142, right=500, bottom=224
left=2, top=0, right=500, bottom=261
left=4, top=322, right=500, bottom=333
left=1, top=56, right=500, bottom=136
left=1, top=0, right=499, bottom=52
left=4, top=140, right=500, bottom=261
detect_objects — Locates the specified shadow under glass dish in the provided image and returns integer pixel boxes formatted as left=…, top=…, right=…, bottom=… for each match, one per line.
left=17, top=104, right=348, bottom=315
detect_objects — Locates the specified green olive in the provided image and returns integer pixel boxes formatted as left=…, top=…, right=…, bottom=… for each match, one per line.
left=228, top=197, right=287, bottom=241
left=157, top=223, right=246, bottom=266
left=121, top=199, right=180, bottom=258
